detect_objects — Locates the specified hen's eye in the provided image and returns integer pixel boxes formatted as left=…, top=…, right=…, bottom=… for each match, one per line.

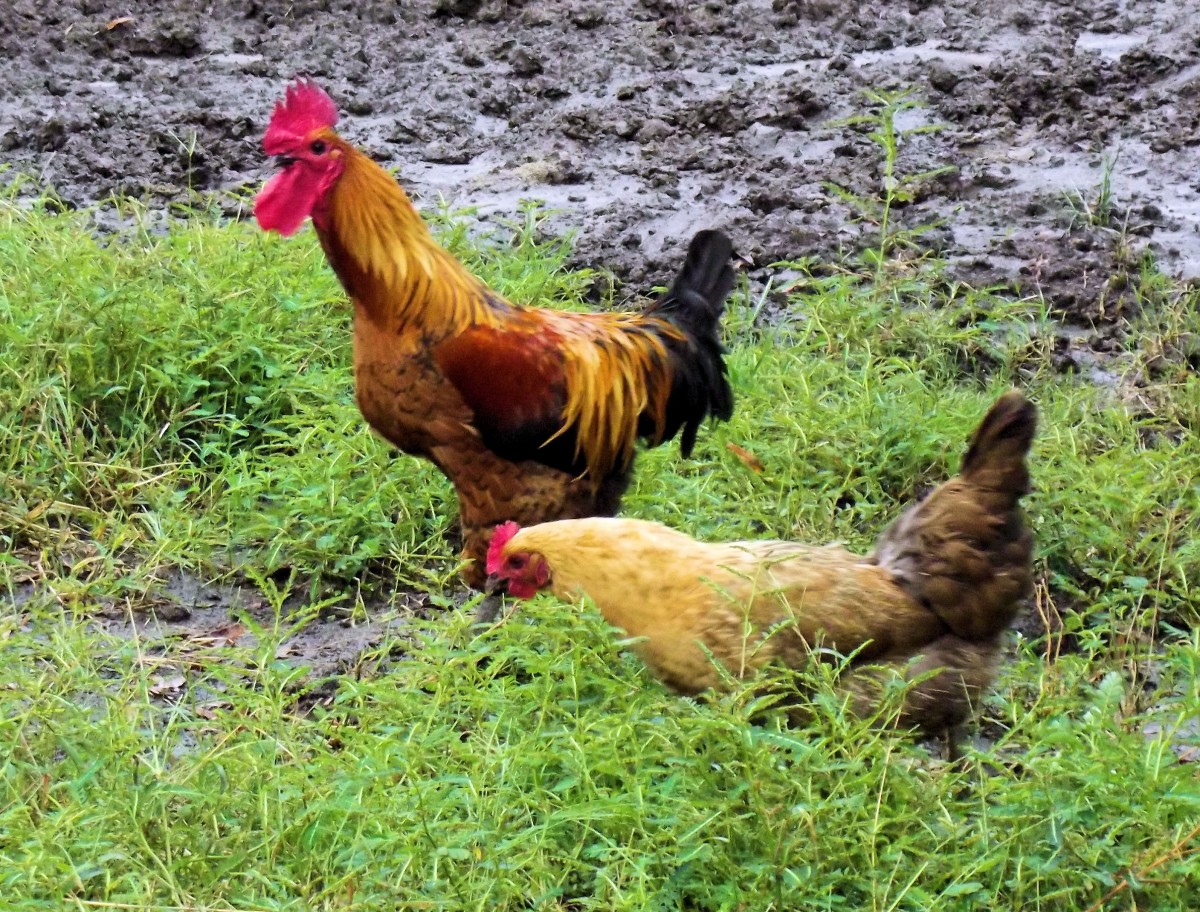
left=310, top=139, right=327, bottom=155
left=508, top=555, right=526, bottom=570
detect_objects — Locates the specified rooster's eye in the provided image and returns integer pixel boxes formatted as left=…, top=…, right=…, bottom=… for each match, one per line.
left=507, top=555, right=526, bottom=570
left=310, top=140, right=327, bottom=155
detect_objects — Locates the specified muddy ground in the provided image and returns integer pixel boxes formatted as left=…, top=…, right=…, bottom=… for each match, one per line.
left=3, top=0, right=1200, bottom=319
left=4, top=0, right=1198, bottom=681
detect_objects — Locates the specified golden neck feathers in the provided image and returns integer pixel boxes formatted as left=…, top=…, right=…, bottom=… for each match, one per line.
left=319, top=145, right=502, bottom=333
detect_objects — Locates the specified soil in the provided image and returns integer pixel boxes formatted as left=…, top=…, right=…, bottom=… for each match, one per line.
left=4, top=1, right=1198, bottom=681
left=11, top=563, right=447, bottom=686
left=3, top=0, right=1199, bottom=321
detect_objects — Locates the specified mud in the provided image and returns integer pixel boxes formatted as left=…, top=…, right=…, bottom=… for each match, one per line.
left=2, top=0, right=1198, bottom=322
left=11, top=561, right=470, bottom=706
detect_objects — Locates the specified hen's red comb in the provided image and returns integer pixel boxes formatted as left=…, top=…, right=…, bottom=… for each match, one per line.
left=486, top=521, right=522, bottom=575
left=263, top=78, right=338, bottom=154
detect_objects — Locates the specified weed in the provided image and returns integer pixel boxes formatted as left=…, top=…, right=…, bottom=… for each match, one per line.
left=1064, top=151, right=1122, bottom=231
left=824, top=89, right=957, bottom=268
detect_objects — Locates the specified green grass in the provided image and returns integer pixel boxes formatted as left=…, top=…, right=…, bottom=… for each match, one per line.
left=2, top=183, right=1199, bottom=910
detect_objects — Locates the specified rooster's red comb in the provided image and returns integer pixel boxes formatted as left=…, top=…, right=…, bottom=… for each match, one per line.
left=486, top=522, right=522, bottom=575
left=263, top=78, right=338, bottom=154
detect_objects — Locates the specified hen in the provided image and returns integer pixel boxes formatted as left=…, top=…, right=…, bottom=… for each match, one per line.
left=485, top=392, right=1037, bottom=738
left=254, top=80, right=735, bottom=586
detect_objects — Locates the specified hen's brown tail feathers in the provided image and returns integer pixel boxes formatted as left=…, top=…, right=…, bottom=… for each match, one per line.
left=644, top=229, right=736, bottom=456
left=872, top=392, right=1037, bottom=643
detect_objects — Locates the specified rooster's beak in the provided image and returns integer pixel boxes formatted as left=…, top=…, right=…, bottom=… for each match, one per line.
left=483, top=574, right=505, bottom=596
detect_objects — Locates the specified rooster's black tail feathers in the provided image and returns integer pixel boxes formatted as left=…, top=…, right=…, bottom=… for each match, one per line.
left=647, top=229, right=736, bottom=456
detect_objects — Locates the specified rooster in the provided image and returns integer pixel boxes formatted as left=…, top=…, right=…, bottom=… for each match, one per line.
left=485, top=392, right=1037, bottom=738
left=254, top=80, right=735, bottom=587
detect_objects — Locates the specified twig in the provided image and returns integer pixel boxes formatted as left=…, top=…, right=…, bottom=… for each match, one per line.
left=1083, top=819, right=1200, bottom=912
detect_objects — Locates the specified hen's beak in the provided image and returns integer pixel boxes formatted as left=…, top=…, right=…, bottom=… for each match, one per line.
left=484, top=574, right=505, bottom=596
left=274, top=155, right=298, bottom=168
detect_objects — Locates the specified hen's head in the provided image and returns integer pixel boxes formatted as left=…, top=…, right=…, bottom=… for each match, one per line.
left=254, top=79, right=347, bottom=236
left=485, top=521, right=551, bottom=599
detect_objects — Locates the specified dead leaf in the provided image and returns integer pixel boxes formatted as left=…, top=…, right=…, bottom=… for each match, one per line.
left=196, top=700, right=233, bottom=720
left=105, top=16, right=134, bottom=30
left=726, top=442, right=765, bottom=474
left=24, top=500, right=52, bottom=522
left=190, top=622, right=248, bottom=647
left=149, top=674, right=185, bottom=696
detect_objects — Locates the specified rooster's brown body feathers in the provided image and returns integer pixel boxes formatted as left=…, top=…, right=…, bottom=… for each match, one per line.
left=266, top=126, right=734, bottom=586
